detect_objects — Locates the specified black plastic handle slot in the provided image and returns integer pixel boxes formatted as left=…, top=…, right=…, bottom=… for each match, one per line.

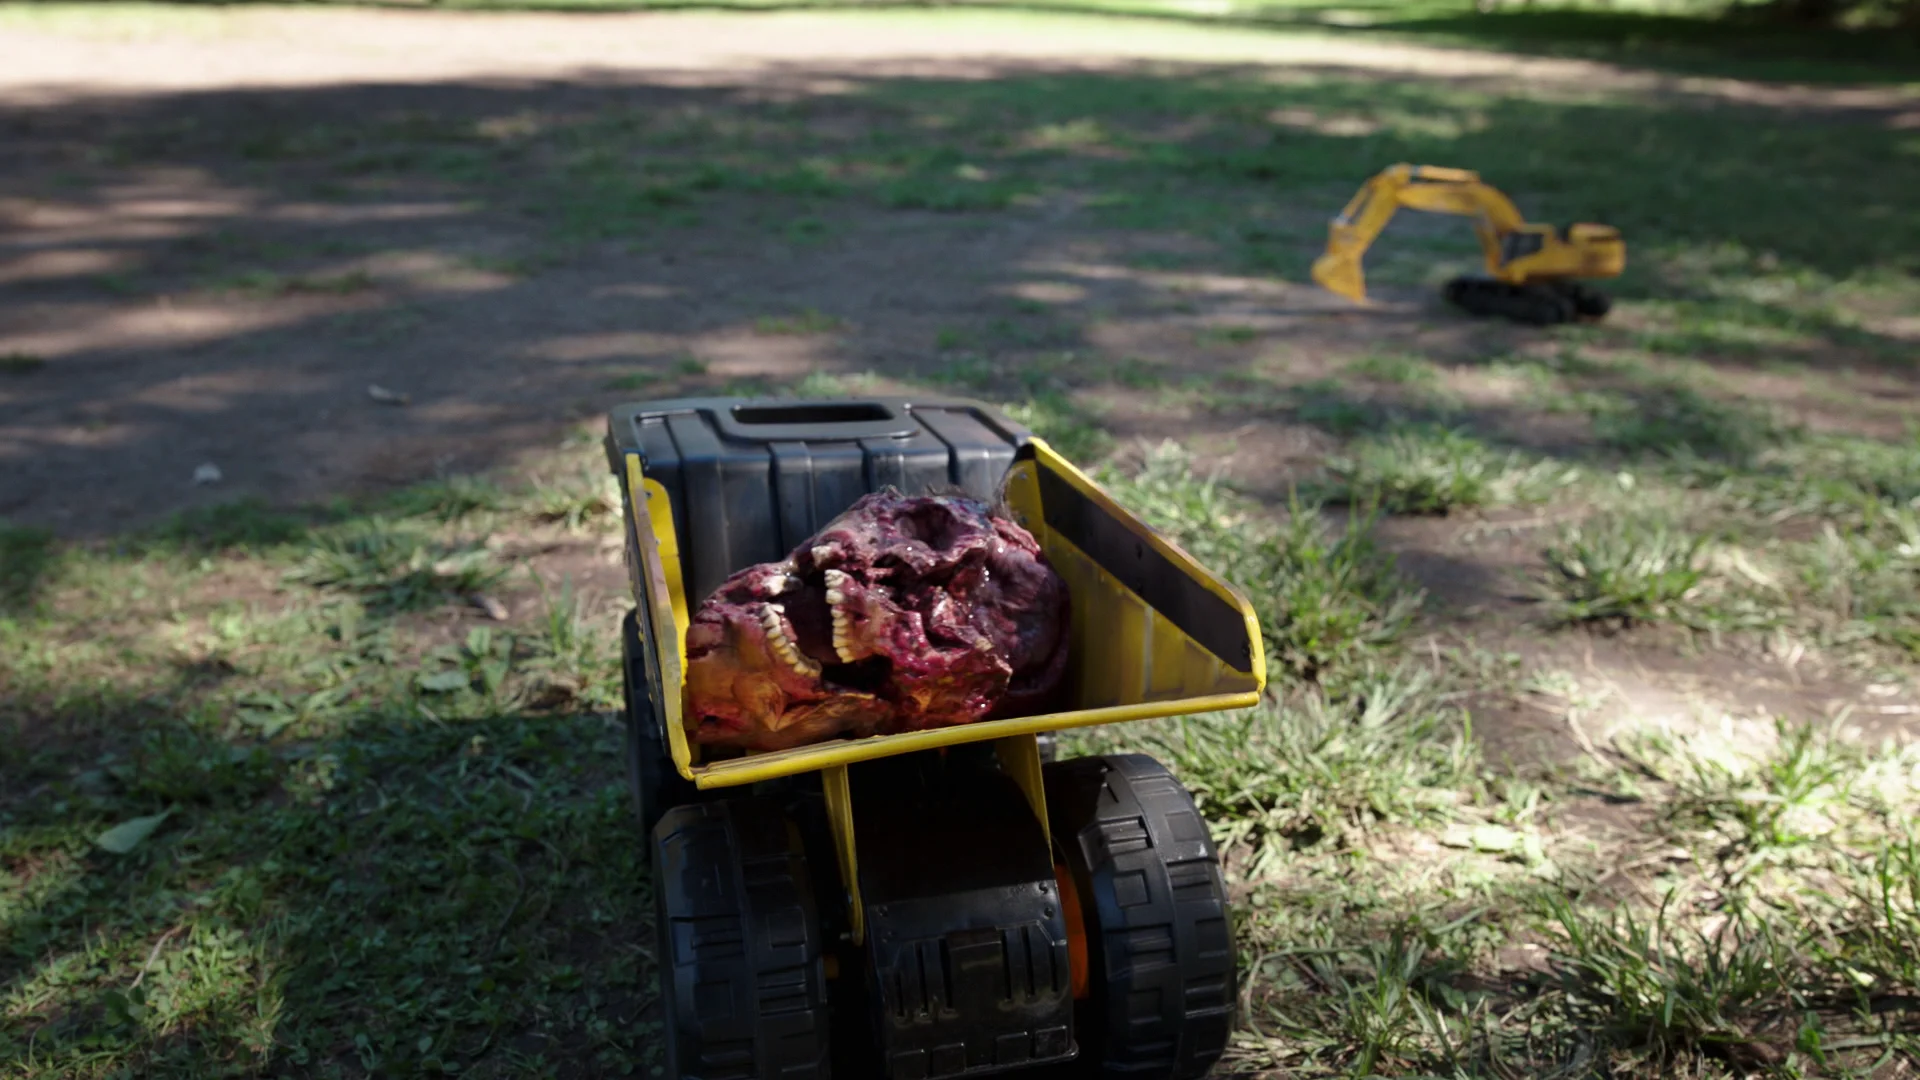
left=711, top=399, right=918, bottom=442
left=731, top=403, right=892, bottom=425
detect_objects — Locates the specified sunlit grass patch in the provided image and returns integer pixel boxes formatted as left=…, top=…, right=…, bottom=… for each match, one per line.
left=387, top=474, right=511, bottom=523
left=524, top=469, right=621, bottom=533
left=1107, top=664, right=1478, bottom=871
left=1321, top=426, right=1578, bottom=514
left=1670, top=429, right=1920, bottom=525
left=1538, top=513, right=1717, bottom=627
left=1794, top=509, right=1920, bottom=656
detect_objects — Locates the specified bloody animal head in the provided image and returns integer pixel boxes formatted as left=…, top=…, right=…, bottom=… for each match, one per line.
left=683, top=489, right=1070, bottom=752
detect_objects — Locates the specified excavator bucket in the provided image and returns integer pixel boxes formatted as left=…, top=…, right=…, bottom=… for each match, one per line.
left=1311, top=249, right=1366, bottom=304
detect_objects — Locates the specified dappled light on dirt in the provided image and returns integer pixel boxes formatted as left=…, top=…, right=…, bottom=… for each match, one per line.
left=4, top=6, right=1920, bottom=1077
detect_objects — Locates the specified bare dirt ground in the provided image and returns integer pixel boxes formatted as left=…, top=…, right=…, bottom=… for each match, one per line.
left=5, top=6, right=1917, bottom=753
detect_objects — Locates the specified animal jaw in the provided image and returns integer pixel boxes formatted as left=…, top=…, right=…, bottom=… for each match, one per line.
left=683, top=489, right=1070, bottom=752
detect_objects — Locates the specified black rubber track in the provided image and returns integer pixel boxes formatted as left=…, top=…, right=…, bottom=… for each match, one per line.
left=622, top=608, right=701, bottom=838
left=653, top=799, right=832, bottom=1080
left=1045, top=755, right=1236, bottom=1080
left=1443, top=277, right=1576, bottom=326
left=1553, top=280, right=1613, bottom=319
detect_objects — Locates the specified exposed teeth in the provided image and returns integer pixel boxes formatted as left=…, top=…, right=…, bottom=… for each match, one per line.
left=757, top=603, right=819, bottom=677
left=830, top=623, right=858, bottom=664
left=821, top=571, right=859, bottom=663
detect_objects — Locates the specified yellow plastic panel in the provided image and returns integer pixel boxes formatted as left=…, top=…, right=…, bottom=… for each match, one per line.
left=620, top=438, right=1266, bottom=790
left=624, top=456, right=698, bottom=781
left=821, top=766, right=863, bottom=944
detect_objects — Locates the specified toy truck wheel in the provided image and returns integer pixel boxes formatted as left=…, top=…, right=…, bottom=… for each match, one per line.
left=653, top=798, right=833, bottom=1080
left=622, top=609, right=700, bottom=839
left=1045, top=755, right=1235, bottom=1080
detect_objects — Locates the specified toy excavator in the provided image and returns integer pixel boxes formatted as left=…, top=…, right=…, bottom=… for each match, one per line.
left=1311, top=164, right=1626, bottom=326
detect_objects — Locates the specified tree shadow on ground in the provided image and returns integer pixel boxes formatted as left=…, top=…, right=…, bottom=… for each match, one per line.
left=2, top=682, right=658, bottom=1076
left=4, top=60, right=1916, bottom=542
left=7, top=53, right=1920, bottom=1075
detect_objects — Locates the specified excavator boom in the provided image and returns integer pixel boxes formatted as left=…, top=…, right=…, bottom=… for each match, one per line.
left=1308, top=163, right=1623, bottom=324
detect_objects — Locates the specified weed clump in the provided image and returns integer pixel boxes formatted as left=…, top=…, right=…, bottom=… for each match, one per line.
left=1322, top=426, right=1575, bottom=515
left=1539, top=514, right=1712, bottom=627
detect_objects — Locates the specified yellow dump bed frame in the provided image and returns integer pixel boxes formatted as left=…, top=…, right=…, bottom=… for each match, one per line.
left=619, top=437, right=1267, bottom=789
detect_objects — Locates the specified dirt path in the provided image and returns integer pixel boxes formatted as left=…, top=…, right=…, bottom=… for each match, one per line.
left=5, top=6, right=1915, bottom=108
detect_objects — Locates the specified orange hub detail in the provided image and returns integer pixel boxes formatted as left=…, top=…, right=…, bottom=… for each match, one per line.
left=1054, top=862, right=1091, bottom=1001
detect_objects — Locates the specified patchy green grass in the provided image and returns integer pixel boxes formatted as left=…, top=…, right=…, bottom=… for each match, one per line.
left=2, top=478, right=641, bottom=1079
left=1320, top=426, right=1577, bottom=514
left=1538, top=512, right=1715, bottom=627
left=7, top=6, right=1920, bottom=1077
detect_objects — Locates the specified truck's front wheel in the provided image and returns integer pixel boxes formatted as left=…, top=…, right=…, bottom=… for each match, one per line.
left=1045, top=755, right=1236, bottom=1080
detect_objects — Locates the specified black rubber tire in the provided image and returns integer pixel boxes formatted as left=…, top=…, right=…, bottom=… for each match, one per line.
left=623, top=608, right=701, bottom=840
left=1044, top=755, right=1236, bottom=1080
left=653, top=798, right=832, bottom=1080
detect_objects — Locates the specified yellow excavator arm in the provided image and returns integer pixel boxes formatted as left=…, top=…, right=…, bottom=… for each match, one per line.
left=1309, top=164, right=1625, bottom=321
left=1312, top=164, right=1523, bottom=304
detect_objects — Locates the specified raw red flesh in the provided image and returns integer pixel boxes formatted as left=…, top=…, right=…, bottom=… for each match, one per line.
left=683, top=489, right=1070, bottom=752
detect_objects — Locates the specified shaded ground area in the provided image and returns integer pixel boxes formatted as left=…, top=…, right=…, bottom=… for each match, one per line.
left=4, top=6, right=1920, bottom=1079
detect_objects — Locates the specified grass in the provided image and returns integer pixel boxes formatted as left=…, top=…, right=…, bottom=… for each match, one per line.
left=284, top=517, right=505, bottom=611
left=1105, top=664, right=1480, bottom=872
left=7, top=5, right=1920, bottom=1077
left=1096, top=442, right=1421, bottom=680
left=1538, top=512, right=1715, bottom=627
left=1320, top=426, right=1576, bottom=514
left=10, top=429, right=1920, bottom=1078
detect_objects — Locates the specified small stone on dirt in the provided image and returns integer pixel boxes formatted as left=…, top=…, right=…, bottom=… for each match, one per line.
left=192, top=463, right=223, bottom=485
left=368, top=384, right=411, bottom=406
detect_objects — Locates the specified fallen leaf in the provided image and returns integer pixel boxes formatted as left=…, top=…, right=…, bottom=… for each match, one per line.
left=96, top=809, right=175, bottom=854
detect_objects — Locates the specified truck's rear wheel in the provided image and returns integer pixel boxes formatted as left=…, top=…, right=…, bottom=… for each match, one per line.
left=1045, top=755, right=1236, bottom=1080
left=653, top=798, right=832, bottom=1080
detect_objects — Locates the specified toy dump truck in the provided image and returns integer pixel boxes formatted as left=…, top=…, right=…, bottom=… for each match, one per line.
left=605, top=397, right=1267, bottom=1079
